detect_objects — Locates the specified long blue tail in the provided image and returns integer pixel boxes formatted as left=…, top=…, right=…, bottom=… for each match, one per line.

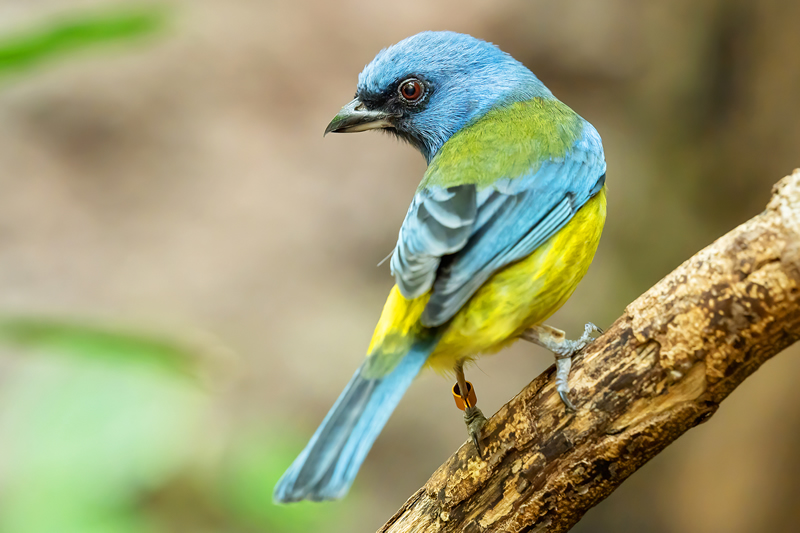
left=273, top=338, right=437, bottom=502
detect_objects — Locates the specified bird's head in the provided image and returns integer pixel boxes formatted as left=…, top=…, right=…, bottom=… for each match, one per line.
left=325, top=31, right=552, bottom=162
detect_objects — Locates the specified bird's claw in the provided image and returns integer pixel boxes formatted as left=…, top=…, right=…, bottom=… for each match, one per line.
left=581, top=322, right=603, bottom=342
left=464, top=405, right=487, bottom=457
left=587, top=322, right=604, bottom=335
left=559, top=390, right=577, bottom=413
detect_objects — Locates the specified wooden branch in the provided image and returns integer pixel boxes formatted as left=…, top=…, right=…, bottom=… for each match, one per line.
left=379, top=169, right=800, bottom=533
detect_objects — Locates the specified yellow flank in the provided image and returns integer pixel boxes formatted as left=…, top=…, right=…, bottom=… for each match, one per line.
left=367, top=186, right=607, bottom=377
left=363, top=286, right=429, bottom=379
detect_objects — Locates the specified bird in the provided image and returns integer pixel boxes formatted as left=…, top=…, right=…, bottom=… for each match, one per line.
left=274, top=31, right=606, bottom=503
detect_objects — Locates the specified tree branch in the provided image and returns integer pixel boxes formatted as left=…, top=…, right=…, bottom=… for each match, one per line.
left=379, top=169, right=800, bottom=533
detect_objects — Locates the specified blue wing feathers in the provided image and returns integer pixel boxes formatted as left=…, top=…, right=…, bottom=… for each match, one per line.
left=273, top=337, right=437, bottom=502
left=395, top=122, right=606, bottom=327
left=391, top=185, right=476, bottom=299
left=422, top=192, right=576, bottom=326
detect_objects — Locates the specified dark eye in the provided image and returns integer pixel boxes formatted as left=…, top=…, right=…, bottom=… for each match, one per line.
left=399, top=79, right=423, bottom=102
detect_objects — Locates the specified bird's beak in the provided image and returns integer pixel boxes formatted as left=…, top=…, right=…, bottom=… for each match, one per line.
left=324, top=98, right=396, bottom=135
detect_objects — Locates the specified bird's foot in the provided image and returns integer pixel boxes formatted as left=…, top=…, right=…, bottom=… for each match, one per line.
left=464, top=405, right=487, bottom=457
left=452, top=375, right=486, bottom=457
left=551, top=322, right=603, bottom=358
left=521, top=322, right=603, bottom=412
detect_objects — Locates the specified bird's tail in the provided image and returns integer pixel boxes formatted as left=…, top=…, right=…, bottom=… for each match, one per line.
left=273, top=336, right=437, bottom=503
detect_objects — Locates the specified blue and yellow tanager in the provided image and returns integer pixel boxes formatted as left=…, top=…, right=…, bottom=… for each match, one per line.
left=274, top=31, right=606, bottom=503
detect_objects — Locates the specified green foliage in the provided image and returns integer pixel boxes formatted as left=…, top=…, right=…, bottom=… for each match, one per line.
left=0, top=317, right=207, bottom=380
left=0, top=318, right=342, bottom=533
left=0, top=6, right=167, bottom=75
left=0, top=333, right=207, bottom=533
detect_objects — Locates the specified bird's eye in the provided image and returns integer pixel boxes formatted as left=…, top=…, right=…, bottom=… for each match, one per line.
left=399, top=79, right=423, bottom=102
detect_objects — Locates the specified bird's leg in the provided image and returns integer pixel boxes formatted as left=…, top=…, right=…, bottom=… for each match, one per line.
left=520, top=322, right=602, bottom=412
left=453, top=361, right=487, bottom=457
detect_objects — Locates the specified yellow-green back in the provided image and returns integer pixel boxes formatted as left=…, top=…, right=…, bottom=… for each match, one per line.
left=420, top=98, right=583, bottom=190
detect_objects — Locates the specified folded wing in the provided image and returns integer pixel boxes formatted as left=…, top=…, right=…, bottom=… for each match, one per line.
left=390, top=121, right=606, bottom=327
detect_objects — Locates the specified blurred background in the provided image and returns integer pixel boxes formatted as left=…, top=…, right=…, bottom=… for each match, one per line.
left=0, top=1, right=798, bottom=532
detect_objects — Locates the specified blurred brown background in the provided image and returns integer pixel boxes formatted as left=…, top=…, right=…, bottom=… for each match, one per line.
left=1, top=1, right=799, bottom=532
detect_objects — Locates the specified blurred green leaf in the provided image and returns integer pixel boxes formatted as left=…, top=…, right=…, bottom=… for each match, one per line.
left=0, top=354, right=207, bottom=533
left=0, top=320, right=336, bottom=533
left=0, top=317, right=213, bottom=381
left=0, top=6, right=167, bottom=75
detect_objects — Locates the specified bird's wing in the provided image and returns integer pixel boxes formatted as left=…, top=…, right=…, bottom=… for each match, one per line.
left=390, top=105, right=606, bottom=327
left=390, top=184, right=477, bottom=300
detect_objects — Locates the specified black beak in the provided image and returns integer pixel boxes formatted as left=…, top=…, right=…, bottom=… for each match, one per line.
left=324, top=98, right=396, bottom=135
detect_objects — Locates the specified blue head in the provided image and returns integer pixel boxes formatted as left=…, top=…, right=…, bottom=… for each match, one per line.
left=325, top=31, right=551, bottom=162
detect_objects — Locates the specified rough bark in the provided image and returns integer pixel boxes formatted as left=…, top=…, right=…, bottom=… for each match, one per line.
left=379, top=169, right=800, bottom=533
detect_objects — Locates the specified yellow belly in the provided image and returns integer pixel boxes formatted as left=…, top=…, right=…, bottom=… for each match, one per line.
left=366, top=186, right=607, bottom=376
